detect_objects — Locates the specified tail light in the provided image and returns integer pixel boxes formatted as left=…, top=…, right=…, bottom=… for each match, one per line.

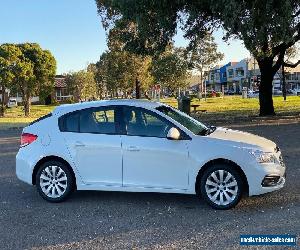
left=20, top=133, right=38, bottom=147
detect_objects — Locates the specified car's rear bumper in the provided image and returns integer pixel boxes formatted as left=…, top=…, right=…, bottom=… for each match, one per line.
left=16, top=150, right=34, bottom=185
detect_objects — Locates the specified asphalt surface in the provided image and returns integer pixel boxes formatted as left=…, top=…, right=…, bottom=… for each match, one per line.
left=0, top=122, right=299, bottom=250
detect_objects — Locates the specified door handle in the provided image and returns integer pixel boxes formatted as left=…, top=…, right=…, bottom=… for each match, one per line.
left=75, top=141, right=85, bottom=147
left=127, top=146, right=140, bottom=152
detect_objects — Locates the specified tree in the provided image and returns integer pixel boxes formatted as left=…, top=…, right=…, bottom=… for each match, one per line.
left=65, top=70, right=97, bottom=102
left=0, top=44, right=22, bottom=116
left=14, top=43, right=56, bottom=116
left=151, top=46, right=190, bottom=93
left=96, top=0, right=300, bottom=116
left=106, top=26, right=154, bottom=98
left=185, top=33, right=224, bottom=94
left=95, top=49, right=153, bottom=98
left=87, top=63, right=106, bottom=99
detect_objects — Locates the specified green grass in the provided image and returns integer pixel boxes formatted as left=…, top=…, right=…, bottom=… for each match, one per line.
left=161, top=95, right=300, bottom=116
left=0, top=105, right=56, bottom=129
left=0, top=96, right=299, bottom=129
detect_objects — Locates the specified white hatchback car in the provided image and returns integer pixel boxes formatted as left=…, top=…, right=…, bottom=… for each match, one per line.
left=16, top=100, right=286, bottom=209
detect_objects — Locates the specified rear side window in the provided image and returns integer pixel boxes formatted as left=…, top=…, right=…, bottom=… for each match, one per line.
left=59, top=111, right=79, bottom=132
left=59, top=106, right=119, bottom=134
left=65, top=112, right=80, bottom=132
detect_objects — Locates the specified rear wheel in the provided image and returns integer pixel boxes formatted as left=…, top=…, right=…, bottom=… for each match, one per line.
left=200, top=164, right=243, bottom=210
left=36, top=161, right=74, bottom=202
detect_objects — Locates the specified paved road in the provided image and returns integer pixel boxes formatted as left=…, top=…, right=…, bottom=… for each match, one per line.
left=0, top=123, right=299, bottom=250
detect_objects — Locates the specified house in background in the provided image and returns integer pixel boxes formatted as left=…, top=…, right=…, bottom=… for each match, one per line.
left=204, top=57, right=300, bottom=94
left=1, top=75, right=72, bottom=106
left=219, top=62, right=232, bottom=90
left=285, top=65, right=300, bottom=90
left=54, top=75, right=72, bottom=102
left=206, top=66, right=221, bottom=91
left=226, top=59, right=248, bottom=93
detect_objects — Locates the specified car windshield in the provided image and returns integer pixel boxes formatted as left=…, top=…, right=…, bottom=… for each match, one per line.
left=156, top=105, right=209, bottom=135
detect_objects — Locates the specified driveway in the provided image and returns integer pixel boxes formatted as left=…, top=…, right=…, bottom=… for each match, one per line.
left=0, top=122, right=299, bottom=249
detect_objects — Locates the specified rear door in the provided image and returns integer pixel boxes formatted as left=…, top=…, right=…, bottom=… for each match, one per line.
left=60, top=106, right=123, bottom=186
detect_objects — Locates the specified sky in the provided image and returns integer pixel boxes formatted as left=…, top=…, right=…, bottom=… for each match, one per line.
left=0, top=0, right=250, bottom=74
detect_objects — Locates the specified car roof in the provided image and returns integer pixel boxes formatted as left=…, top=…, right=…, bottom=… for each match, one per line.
left=52, top=99, right=164, bottom=116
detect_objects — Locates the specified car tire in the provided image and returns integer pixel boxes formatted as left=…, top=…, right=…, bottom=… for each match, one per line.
left=200, top=164, right=243, bottom=210
left=36, top=160, right=74, bottom=202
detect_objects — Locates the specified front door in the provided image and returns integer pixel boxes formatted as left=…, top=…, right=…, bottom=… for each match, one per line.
left=61, top=106, right=122, bottom=186
left=121, top=106, right=190, bottom=190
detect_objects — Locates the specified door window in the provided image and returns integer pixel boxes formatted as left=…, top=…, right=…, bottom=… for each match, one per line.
left=122, top=107, right=170, bottom=138
left=80, top=107, right=116, bottom=134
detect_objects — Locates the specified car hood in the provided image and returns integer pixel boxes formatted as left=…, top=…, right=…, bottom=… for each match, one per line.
left=207, top=127, right=276, bottom=152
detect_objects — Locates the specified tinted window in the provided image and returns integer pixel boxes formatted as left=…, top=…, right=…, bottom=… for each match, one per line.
left=80, top=107, right=116, bottom=134
left=63, top=112, right=79, bottom=132
left=122, top=107, right=170, bottom=138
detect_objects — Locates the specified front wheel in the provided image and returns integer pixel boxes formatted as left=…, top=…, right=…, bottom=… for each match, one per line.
left=36, top=161, right=74, bottom=202
left=200, top=164, right=243, bottom=210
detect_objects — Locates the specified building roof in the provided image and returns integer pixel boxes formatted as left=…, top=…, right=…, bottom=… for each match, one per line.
left=55, top=76, right=66, bottom=88
left=53, top=99, right=164, bottom=116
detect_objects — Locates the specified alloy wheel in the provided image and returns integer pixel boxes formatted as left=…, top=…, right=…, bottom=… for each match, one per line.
left=39, top=165, right=68, bottom=198
left=205, top=169, right=238, bottom=206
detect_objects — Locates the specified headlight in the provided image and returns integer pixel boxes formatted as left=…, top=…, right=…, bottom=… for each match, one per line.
left=251, top=150, right=278, bottom=164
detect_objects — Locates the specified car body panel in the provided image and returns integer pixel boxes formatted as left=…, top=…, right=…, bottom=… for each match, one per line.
left=62, top=132, right=123, bottom=186
left=121, top=135, right=190, bottom=190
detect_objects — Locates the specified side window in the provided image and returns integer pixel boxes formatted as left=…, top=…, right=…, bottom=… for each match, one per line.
left=80, top=107, right=116, bottom=134
left=60, top=112, right=80, bottom=132
left=123, top=107, right=170, bottom=138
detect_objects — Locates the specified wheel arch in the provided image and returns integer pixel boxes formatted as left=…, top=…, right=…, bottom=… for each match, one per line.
left=195, top=158, right=249, bottom=196
left=32, top=155, right=76, bottom=187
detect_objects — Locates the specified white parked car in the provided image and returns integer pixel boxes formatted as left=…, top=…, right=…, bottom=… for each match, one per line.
left=16, top=100, right=286, bottom=209
left=273, top=89, right=283, bottom=95
left=7, top=98, right=17, bottom=108
left=291, top=89, right=300, bottom=95
left=247, top=90, right=259, bottom=98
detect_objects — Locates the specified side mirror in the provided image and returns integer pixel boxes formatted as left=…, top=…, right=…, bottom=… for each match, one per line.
left=167, top=127, right=181, bottom=140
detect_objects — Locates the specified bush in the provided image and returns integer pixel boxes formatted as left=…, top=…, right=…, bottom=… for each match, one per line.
left=189, top=94, right=198, bottom=99
left=216, top=92, right=222, bottom=97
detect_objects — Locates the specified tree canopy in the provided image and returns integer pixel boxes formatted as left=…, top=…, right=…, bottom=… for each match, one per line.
left=96, top=0, right=300, bottom=115
left=185, top=32, right=224, bottom=93
left=0, top=44, right=22, bottom=116
left=151, top=46, right=190, bottom=92
left=65, top=70, right=97, bottom=102
left=0, top=43, right=56, bottom=116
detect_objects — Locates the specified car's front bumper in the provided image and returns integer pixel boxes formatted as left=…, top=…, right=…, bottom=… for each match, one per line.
left=248, top=159, right=286, bottom=196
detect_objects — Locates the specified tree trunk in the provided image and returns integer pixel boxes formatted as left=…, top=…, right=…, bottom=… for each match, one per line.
left=1, top=84, right=5, bottom=117
left=282, top=64, right=286, bottom=101
left=135, top=78, right=140, bottom=99
left=258, top=58, right=275, bottom=116
left=24, top=95, right=31, bottom=117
